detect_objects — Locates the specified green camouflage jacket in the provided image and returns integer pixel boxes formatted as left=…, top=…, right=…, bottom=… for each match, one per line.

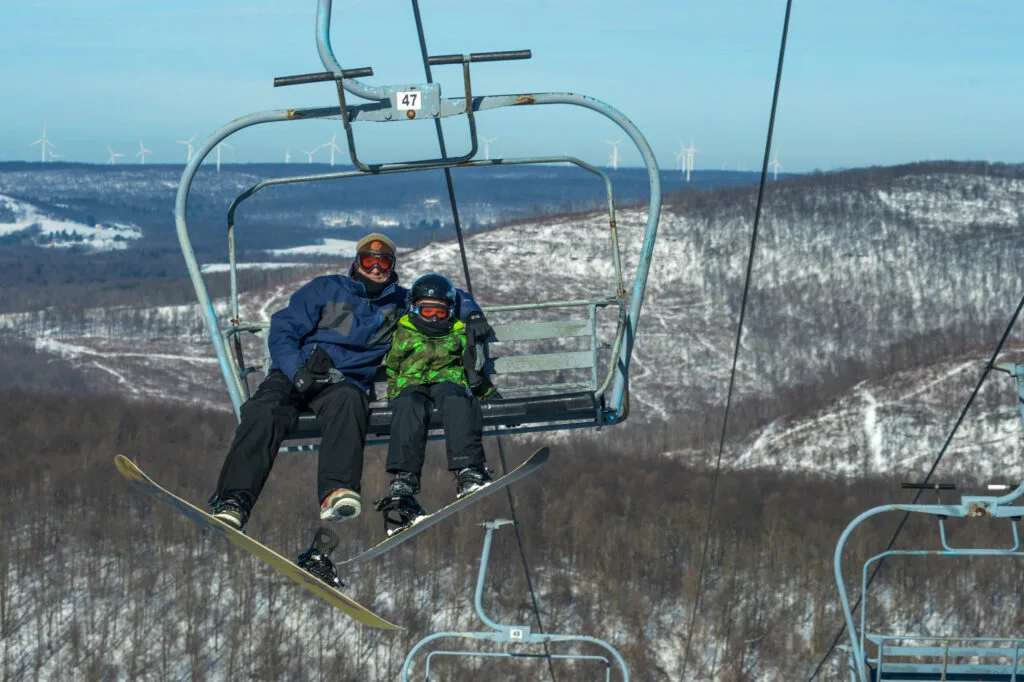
left=384, top=315, right=468, bottom=399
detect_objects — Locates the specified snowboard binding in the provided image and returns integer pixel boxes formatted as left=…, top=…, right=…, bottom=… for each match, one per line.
left=374, top=495, right=428, bottom=537
left=296, top=526, right=344, bottom=589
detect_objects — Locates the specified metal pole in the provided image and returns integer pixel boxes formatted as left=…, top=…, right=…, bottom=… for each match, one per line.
left=474, top=519, right=513, bottom=632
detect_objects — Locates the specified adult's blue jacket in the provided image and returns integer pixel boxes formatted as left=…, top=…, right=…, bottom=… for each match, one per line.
left=267, top=268, right=481, bottom=390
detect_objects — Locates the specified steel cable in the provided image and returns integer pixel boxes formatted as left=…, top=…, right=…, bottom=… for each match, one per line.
left=679, top=0, right=794, bottom=677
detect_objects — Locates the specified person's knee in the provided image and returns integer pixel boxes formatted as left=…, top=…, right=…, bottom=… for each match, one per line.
left=394, top=386, right=432, bottom=408
left=435, top=381, right=471, bottom=400
left=318, top=383, right=368, bottom=412
left=435, top=383, right=474, bottom=411
left=240, top=399, right=277, bottom=422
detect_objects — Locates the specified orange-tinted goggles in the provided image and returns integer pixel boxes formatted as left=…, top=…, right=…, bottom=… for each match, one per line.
left=358, top=252, right=394, bottom=272
left=413, top=304, right=451, bottom=321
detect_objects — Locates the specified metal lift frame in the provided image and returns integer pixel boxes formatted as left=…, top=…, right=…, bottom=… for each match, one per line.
left=223, top=156, right=629, bottom=447
left=400, top=519, right=629, bottom=681
left=173, top=0, right=662, bottom=435
left=835, top=362, right=1024, bottom=681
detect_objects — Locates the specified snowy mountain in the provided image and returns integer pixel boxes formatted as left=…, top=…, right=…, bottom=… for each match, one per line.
left=5, top=162, right=1024, bottom=480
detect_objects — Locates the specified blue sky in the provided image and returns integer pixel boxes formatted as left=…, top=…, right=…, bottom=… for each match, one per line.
left=1, top=0, right=1022, bottom=171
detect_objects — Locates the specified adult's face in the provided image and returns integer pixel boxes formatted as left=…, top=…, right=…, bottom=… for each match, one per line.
left=354, top=250, right=395, bottom=283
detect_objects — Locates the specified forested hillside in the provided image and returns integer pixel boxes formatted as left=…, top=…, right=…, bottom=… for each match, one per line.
left=4, top=391, right=1023, bottom=680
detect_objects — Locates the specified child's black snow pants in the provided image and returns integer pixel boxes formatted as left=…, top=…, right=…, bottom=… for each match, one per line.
left=386, top=381, right=485, bottom=478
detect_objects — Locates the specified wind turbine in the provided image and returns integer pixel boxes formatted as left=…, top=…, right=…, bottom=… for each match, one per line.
left=107, top=145, right=125, bottom=165
left=301, top=147, right=317, bottom=164
left=215, top=141, right=233, bottom=172
left=675, top=142, right=686, bottom=177
left=284, top=149, right=291, bottom=164
left=481, top=136, right=499, bottom=161
left=46, top=149, right=62, bottom=162
left=423, top=198, right=440, bottom=226
left=604, top=136, right=625, bottom=170
left=136, top=140, right=152, bottom=165
left=30, top=125, right=56, bottom=163
left=685, top=139, right=699, bottom=182
left=769, top=152, right=782, bottom=180
left=324, top=132, right=343, bottom=167
left=177, top=134, right=196, bottom=163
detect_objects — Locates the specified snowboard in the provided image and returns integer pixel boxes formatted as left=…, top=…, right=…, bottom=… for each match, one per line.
left=113, top=455, right=401, bottom=630
left=340, top=446, right=549, bottom=568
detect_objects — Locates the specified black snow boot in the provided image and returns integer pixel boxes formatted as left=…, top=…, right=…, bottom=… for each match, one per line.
left=209, top=491, right=254, bottom=531
left=387, top=471, right=421, bottom=497
left=374, top=493, right=427, bottom=537
left=455, top=466, right=493, bottom=498
left=296, top=527, right=344, bottom=590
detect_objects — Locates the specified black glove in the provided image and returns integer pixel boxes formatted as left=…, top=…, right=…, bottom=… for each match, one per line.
left=464, top=310, right=493, bottom=345
left=463, top=342, right=485, bottom=389
left=463, top=342, right=499, bottom=400
left=293, top=345, right=335, bottom=399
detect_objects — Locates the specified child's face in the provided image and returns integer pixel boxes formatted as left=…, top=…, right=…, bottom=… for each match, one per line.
left=413, top=298, right=452, bottom=321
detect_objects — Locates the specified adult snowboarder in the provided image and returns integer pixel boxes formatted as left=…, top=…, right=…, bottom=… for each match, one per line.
left=207, top=235, right=492, bottom=582
left=375, top=273, right=496, bottom=534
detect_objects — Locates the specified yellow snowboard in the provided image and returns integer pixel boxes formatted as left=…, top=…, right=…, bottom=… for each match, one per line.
left=114, top=455, right=401, bottom=630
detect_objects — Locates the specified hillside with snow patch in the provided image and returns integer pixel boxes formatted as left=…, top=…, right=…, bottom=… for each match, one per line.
left=0, top=193, right=140, bottom=250
left=4, top=163, right=1024, bottom=479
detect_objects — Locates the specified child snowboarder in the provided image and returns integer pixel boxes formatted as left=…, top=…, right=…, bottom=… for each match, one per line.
left=375, top=273, right=495, bottom=534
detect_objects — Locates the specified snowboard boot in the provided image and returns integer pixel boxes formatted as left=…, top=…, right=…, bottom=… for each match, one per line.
left=209, top=491, right=253, bottom=531
left=387, top=471, right=421, bottom=498
left=296, top=527, right=344, bottom=590
left=455, top=466, right=493, bottom=498
left=320, top=488, right=362, bottom=523
left=374, top=482, right=428, bottom=537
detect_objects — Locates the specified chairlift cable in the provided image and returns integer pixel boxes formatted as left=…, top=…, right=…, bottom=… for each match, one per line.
left=805, top=290, right=1024, bottom=680
left=410, top=3, right=556, bottom=679
left=410, top=0, right=474, bottom=294
left=679, top=0, right=794, bottom=677
left=494, top=434, right=558, bottom=680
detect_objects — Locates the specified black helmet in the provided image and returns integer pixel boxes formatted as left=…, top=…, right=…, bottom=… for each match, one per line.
left=411, top=274, right=456, bottom=307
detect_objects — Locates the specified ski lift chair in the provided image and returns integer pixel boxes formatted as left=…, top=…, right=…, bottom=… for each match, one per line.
left=173, top=0, right=661, bottom=447
left=834, top=363, right=1024, bottom=682
left=221, top=158, right=628, bottom=448
left=400, top=520, right=630, bottom=681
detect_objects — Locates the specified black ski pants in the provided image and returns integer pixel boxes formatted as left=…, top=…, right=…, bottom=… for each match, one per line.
left=215, top=370, right=369, bottom=506
left=386, top=381, right=485, bottom=478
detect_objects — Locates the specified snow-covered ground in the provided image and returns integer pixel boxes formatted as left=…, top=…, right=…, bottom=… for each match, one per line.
left=266, top=237, right=362, bottom=257
left=0, top=193, right=141, bottom=250
left=200, top=262, right=308, bottom=273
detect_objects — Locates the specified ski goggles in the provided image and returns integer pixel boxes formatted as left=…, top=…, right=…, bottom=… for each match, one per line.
left=412, top=304, right=452, bottom=321
left=357, top=251, right=394, bottom=272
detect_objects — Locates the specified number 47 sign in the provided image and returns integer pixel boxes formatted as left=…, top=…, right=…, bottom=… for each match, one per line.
left=396, top=90, right=422, bottom=111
